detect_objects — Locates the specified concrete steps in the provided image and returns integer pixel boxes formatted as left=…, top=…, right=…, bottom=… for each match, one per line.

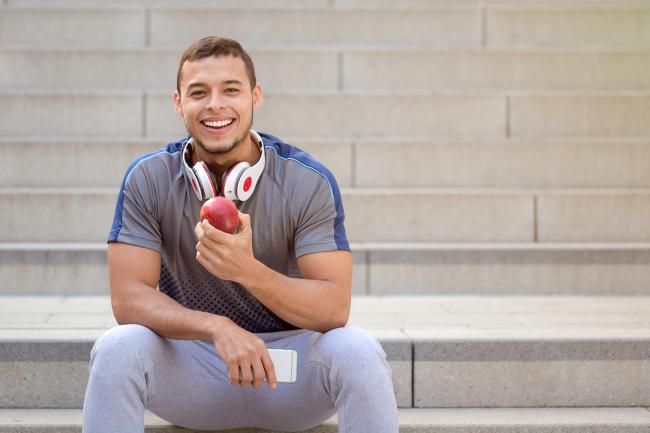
left=3, top=407, right=650, bottom=432
left=5, top=242, right=650, bottom=295
left=3, top=137, right=650, bottom=189
left=1, top=295, right=650, bottom=409
left=2, top=2, right=649, bottom=49
left=4, top=90, right=650, bottom=138
left=4, top=187, right=650, bottom=242
left=4, top=47, right=650, bottom=91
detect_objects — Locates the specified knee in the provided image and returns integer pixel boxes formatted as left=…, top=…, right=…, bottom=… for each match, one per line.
left=90, top=324, right=159, bottom=373
left=316, top=326, right=388, bottom=368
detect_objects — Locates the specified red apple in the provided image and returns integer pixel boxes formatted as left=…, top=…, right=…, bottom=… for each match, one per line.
left=200, top=197, right=239, bottom=234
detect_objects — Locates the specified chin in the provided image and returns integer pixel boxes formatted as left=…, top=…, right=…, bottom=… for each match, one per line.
left=196, top=136, right=239, bottom=155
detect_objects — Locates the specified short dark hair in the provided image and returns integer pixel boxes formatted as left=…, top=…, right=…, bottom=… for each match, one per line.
left=176, top=36, right=256, bottom=93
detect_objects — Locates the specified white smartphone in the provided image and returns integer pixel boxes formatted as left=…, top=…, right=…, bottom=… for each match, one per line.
left=268, top=348, right=298, bottom=383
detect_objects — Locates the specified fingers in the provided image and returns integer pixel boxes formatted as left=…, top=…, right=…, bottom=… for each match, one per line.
left=227, top=362, right=240, bottom=386
left=261, top=350, right=277, bottom=390
left=250, top=358, right=266, bottom=389
left=198, top=220, right=230, bottom=243
left=239, top=362, right=254, bottom=388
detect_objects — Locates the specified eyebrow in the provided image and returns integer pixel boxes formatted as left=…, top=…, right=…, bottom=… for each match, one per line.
left=186, top=79, right=243, bottom=91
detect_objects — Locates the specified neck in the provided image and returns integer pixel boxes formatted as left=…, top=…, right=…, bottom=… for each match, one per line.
left=191, top=131, right=261, bottom=178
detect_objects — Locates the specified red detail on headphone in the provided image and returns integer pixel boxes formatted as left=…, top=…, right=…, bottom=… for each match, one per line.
left=191, top=177, right=199, bottom=192
left=243, top=176, right=252, bottom=192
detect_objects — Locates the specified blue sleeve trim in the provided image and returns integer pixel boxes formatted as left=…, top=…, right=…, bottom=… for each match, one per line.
left=107, top=139, right=186, bottom=243
left=261, top=133, right=350, bottom=251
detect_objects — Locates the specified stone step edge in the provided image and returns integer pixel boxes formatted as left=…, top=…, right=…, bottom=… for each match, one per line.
left=2, top=407, right=650, bottom=430
left=0, top=3, right=480, bottom=11
left=2, top=136, right=650, bottom=144
left=3, top=43, right=650, bottom=51
left=4, top=1, right=650, bottom=11
left=5, top=45, right=650, bottom=54
left=4, top=241, right=650, bottom=252
left=3, top=88, right=650, bottom=97
left=5, top=186, right=650, bottom=195
left=4, top=323, right=650, bottom=342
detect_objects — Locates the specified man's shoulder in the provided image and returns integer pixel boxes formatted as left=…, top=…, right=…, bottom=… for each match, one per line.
left=122, top=137, right=186, bottom=186
left=261, top=133, right=336, bottom=186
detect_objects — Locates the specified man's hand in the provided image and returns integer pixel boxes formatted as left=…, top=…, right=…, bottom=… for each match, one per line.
left=210, top=316, right=277, bottom=390
left=195, top=211, right=257, bottom=282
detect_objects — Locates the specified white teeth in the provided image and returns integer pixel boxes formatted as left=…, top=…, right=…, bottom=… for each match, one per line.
left=203, top=119, right=233, bottom=128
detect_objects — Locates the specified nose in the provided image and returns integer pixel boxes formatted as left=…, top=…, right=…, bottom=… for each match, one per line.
left=205, top=93, right=225, bottom=111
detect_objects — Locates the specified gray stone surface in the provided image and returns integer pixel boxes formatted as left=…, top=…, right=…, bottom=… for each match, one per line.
left=0, top=92, right=142, bottom=137
left=2, top=295, right=650, bottom=408
left=0, top=138, right=351, bottom=188
left=510, top=94, right=650, bottom=137
left=366, top=245, right=650, bottom=295
left=6, top=243, right=650, bottom=295
left=487, top=7, right=650, bottom=48
left=538, top=192, right=650, bottom=242
left=0, top=49, right=339, bottom=91
left=354, top=139, right=650, bottom=188
left=0, top=8, right=146, bottom=46
left=414, top=358, right=650, bottom=407
left=344, top=190, right=533, bottom=242
left=150, top=8, right=482, bottom=48
left=4, top=407, right=650, bottom=432
left=0, top=189, right=117, bottom=242
left=0, top=362, right=88, bottom=408
left=344, top=50, right=650, bottom=91
left=147, top=92, right=507, bottom=138
left=0, top=189, right=536, bottom=243
left=0, top=246, right=108, bottom=295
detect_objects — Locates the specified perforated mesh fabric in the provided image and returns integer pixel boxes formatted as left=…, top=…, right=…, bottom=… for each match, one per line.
left=159, top=262, right=295, bottom=333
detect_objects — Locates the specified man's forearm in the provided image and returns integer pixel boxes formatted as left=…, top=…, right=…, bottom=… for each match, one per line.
left=112, top=283, right=226, bottom=340
left=240, top=261, right=349, bottom=333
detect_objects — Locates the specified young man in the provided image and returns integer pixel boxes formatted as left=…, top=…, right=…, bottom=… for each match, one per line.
left=82, top=36, right=398, bottom=432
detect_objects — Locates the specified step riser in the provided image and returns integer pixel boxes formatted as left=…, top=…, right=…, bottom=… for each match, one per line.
left=3, top=93, right=650, bottom=138
left=4, top=50, right=650, bottom=91
left=488, top=8, right=650, bottom=49
left=2, top=7, right=649, bottom=49
left=413, top=341, right=650, bottom=407
left=0, top=192, right=534, bottom=242
left=0, top=141, right=352, bottom=188
left=0, top=9, right=481, bottom=48
left=5, top=191, right=650, bottom=242
left=0, top=50, right=338, bottom=92
left=2, top=339, right=648, bottom=408
left=0, top=340, right=412, bottom=409
left=0, top=249, right=367, bottom=296
left=4, top=248, right=650, bottom=295
left=4, top=140, right=650, bottom=189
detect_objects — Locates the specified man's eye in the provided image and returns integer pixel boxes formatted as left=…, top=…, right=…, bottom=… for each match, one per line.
left=190, top=91, right=205, bottom=97
left=225, top=88, right=239, bottom=94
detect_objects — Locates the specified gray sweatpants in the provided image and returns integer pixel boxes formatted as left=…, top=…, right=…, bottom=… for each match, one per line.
left=82, top=324, right=398, bottom=432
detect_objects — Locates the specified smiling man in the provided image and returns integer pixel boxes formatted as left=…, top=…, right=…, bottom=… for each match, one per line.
left=81, top=36, right=398, bottom=432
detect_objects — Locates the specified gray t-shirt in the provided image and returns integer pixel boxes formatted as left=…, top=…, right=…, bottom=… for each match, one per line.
left=108, top=132, right=350, bottom=333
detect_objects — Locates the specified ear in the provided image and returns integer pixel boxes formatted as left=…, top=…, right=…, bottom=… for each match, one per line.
left=172, top=90, right=183, bottom=117
left=252, top=83, right=263, bottom=111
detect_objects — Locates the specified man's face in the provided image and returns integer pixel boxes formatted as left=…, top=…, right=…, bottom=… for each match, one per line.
left=173, top=55, right=262, bottom=155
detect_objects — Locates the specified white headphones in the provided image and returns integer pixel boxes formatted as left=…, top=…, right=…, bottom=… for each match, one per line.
left=182, top=130, right=266, bottom=202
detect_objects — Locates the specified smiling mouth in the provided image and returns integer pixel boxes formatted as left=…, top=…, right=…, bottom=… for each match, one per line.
left=201, top=119, right=234, bottom=130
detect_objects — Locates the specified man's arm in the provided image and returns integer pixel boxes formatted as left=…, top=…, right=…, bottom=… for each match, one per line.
left=108, top=242, right=277, bottom=390
left=195, top=213, right=352, bottom=333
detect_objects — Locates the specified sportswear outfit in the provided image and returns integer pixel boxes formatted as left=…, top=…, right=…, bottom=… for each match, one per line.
left=82, top=132, right=399, bottom=432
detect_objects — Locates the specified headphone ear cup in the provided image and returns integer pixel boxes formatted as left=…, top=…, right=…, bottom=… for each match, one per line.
left=222, top=162, right=250, bottom=201
left=236, top=166, right=260, bottom=202
left=194, top=161, right=218, bottom=200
